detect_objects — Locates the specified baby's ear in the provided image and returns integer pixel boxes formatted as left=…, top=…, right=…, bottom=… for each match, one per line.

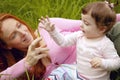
left=99, top=26, right=107, bottom=33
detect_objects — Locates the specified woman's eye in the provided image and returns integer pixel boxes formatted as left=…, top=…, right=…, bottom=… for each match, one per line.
left=10, top=33, right=16, bottom=40
left=18, top=23, right=21, bottom=28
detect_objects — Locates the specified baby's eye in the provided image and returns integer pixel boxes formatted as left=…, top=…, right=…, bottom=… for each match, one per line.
left=82, top=19, right=89, bottom=26
left=84, top=21, right=89, bottom=26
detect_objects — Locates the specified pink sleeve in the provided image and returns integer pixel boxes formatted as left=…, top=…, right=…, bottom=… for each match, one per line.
left=39, top=18, right=82, bottom=32
left=38, top=18, right=79, bottom=64
left=0, top=58, right=30, bottom=80
left=116, top=14, right=120, bottom=22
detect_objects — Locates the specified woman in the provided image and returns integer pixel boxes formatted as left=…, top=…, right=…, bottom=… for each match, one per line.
left=0, top=13, right=52, bottom=80
left=0, top=38, right=49, bottom=80
left=0, top=13, right=82, bottom=80
left=0, top=13, right=120, bottom=80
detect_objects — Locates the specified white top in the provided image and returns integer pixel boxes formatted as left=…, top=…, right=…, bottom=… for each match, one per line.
left=49, top=30, right=120, bottom=80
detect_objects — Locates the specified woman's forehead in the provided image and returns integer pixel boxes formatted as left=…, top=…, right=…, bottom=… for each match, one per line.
left=1, top=18, right=17, bottom=38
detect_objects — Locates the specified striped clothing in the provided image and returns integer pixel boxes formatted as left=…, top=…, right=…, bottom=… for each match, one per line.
left=45, top=64, right=87, bottom=80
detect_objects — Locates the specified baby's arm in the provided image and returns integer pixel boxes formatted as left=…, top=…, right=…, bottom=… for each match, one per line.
left=90, top=51, right=120, bottom=70
left=100, top=41, right=120, bottom=70
left=39, top=17, right=81, bottom=32
left=39, top=17, right=79, bottom=46
left=90, top=39, right=120, bottom=70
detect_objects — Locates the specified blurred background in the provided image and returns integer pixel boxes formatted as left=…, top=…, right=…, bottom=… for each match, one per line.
left=0, top=0, right=120, bottom=29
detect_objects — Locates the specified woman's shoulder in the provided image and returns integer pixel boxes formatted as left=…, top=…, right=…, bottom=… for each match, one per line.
left=116, top=14, right=120, bottom=22
left=108, top=22, right=120, bottom=36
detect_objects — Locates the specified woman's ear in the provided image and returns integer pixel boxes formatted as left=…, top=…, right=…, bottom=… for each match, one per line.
left=6, top=46, right=12, bottom=50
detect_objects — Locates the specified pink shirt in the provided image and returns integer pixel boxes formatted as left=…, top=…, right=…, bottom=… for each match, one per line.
left=0, top=59, right=30, bottom=80
left=117, top=14, right=120, bottom=21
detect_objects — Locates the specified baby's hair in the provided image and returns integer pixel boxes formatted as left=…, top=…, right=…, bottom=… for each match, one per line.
left=81, top=1, right=116, bottom=33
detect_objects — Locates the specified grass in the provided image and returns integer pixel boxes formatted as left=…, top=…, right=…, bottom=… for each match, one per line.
left=0, top=0, right=120, bottom=80
left=0, top=0, right=120, bottom=30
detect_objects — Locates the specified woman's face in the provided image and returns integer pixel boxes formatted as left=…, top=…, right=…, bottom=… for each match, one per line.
left=0, top=18, right=34, bottom=51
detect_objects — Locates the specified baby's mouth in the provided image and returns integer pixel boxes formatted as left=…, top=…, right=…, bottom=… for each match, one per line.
left=82, top=30, right=85, bottom=33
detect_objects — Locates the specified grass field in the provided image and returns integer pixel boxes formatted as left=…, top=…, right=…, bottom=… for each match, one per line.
left=0, top=0, right=120, bottom=29
left=0, top=0, right=120, bottom=80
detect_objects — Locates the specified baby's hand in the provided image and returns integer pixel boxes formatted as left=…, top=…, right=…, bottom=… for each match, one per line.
left=90, top=57, right=102, bottom=68
left=39, top=16, right=55, bottom=32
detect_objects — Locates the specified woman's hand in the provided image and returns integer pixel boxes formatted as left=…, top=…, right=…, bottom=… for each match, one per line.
left=25, top=37, right=49, bottom=67
left=39, top=16, right=55, bottom=32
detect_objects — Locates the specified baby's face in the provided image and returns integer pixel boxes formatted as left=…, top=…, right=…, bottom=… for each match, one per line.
left=81, top=13, right=104, bottom=39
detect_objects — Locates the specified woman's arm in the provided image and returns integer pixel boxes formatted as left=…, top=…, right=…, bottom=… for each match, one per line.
left=39, top=18, right=82, bottom=32
left=0, top=38, right=48, bottom=80
left=0, top=58, right=29, bottom=80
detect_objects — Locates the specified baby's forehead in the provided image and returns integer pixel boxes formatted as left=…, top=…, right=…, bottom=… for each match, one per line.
left=81, top=14, right=95, bottom=22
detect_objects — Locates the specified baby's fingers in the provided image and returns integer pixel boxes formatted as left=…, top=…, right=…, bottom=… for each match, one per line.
left=46, top=15, right=50, bottom=22
left=91, top=62, right=98, bottom=68
left=39, top=16, right=49, bottom=24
